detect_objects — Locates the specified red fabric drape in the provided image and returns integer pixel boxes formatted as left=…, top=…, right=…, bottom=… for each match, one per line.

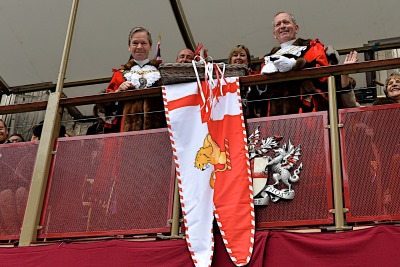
left=0, top=239, right=193, bottom=267
left=264, top=225, right=400, bottom=267
left=1, top=226, right=399, bottom=267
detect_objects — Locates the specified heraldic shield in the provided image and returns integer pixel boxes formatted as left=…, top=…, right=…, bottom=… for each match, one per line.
left=248, top=125, right=303, bottom=206
left=163, top=76, right=255, bottom=267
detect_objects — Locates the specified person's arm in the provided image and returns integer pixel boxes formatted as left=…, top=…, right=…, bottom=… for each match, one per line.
left=341, top=90, right=359, bottom=108
left=106, top=71, right=134, bottom=93
left=312, top=41, right=330, bottom=67
left=340, top=51, right=360, bottom=107
left=341, top=51, right=358, bottom=88
left=303, top=39, right=329, bottom=82
left=106, top=71, right=125, bottom=93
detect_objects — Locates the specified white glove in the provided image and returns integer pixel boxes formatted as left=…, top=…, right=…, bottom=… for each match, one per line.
left=261, top=56, right=278, bottom=74
left=272, top=55, right=296, bottom=72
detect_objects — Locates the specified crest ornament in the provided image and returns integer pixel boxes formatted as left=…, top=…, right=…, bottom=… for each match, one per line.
left=248, top=126, right=303, bottom=206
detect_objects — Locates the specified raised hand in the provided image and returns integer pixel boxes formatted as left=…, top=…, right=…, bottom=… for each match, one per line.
left=344, top=51, right=358, bottom=64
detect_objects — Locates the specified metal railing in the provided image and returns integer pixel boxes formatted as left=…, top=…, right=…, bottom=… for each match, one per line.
left=1, top=57, right=400, bottom=246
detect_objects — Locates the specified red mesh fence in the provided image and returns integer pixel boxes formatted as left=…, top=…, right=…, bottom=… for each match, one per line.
left=0, top=142, right=37, bottom=240
left=340, top=104, right=400, bottom=222
left=39, top=129, right=175, bottom=238
left=247, top=112, right=333, bottom=228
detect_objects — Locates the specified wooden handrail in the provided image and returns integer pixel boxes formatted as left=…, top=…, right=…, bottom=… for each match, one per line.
left=0, top=87, right=162, bottom=115
left=9, top=78, right=112, bottom=94
left=240, top=57, right=400, bottom=86
left=0, top=101, right=48, bottom=115
left=1, top=57, right=400, bottom=115
left=60, top=87, right=161, bottom=107
left=0, top=92, right=83, bottom=118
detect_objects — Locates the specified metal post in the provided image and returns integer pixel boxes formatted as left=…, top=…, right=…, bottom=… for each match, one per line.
left=169, top=0, right=196, bottom=51
left=19, top=0, right=80, bottom=246
left=170, top=176, right=181, bottom=237
left=326, top=76, right=351, bottom=231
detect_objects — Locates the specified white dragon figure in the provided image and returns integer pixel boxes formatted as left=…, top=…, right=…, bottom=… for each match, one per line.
left=265, top=140, right=303, bottom=192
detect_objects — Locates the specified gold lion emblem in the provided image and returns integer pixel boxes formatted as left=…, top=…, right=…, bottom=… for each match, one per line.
left=195, top=134, right=231, bottom=188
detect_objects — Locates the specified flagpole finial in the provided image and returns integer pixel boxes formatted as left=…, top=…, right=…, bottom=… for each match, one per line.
left=155, top=33, right=162, bottom=63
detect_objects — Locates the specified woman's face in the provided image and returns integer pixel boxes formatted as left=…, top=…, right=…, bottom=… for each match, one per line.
left=128, top=31, right=152, bottom=61
left=230, top=49, right=249, bottom=65
left=0, top=120, right=8, bottom=144
left=387, top=76, right=400, bottom=102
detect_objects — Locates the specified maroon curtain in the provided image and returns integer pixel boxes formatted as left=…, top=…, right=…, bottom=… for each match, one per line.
left=1, top=226, right=399, bottom=266
left=263, top=225, right=400, bottom=266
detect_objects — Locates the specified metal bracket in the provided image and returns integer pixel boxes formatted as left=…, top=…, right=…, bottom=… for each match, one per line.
left=325, top=124, right=344, bottom=129
left=168, top=218, right=184, bottom=224
left=325, top=225, right=353, bottom=231
left=329, top=208, right=349, bottom=214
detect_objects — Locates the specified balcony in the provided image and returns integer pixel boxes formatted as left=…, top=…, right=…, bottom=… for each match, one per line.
left=1, top=58, right=400, bottom=267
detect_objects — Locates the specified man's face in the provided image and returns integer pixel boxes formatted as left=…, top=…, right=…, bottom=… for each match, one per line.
left=128, top=31, right=152, bottom=61
left=387, top=76, right=400, bottom=101
left=0, top=121, right=8, bottom=144
left=176, top=49, right=194, bottom=63
left=273, top=13, right=299, bottom=44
